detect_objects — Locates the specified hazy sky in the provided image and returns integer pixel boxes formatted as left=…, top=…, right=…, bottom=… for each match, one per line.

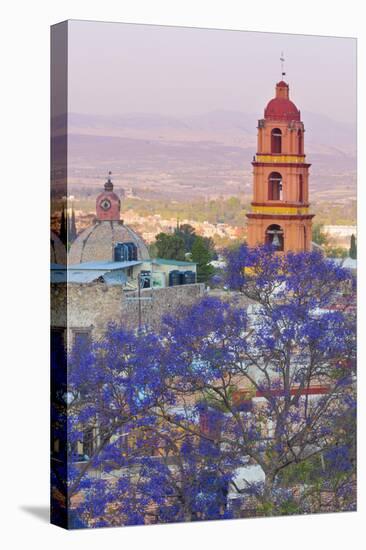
left=68, top=20, right=356, bottom=125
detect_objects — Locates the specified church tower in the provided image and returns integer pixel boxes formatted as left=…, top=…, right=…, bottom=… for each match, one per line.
left=68, top=172, right=150, bottom=264
left=246, top=80, right=314, bottom=252
left=96, top=171, right=121, bottom=221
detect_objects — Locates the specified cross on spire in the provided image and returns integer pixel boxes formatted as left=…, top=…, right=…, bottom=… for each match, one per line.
left=280, top=51, right=286, bottom=79
left=104, top=170, right=114, bottom=191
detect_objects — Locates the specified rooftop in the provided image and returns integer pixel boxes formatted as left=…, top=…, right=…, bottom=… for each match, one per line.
left=51, top=260, right=142, bottom=284
left=331, top=257, right=357, bottom=270
left=67, top=260, right=142, bottom=270
left=152, top=258, right=197, bottom=266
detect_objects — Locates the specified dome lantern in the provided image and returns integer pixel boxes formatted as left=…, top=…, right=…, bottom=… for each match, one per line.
left=96, top=171, right=121, bottom=222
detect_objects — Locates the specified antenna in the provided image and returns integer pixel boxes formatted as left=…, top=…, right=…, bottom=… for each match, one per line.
left=280, top=51, right=286, bottom=79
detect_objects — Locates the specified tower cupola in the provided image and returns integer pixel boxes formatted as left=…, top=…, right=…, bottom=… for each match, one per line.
left=264, top=81, right=300, bottom=122
left=96, top=172, right=121, bottom=221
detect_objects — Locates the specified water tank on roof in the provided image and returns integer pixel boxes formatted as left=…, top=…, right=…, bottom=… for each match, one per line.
left=114, top=241, right=138, bottom=262
left=114, top=242, right=129, bottom=262
left=169, top=270, right=181, bottom=286
left=125, top=242, right=138, bottom=261
left=181, top=270, right=196, bottom=285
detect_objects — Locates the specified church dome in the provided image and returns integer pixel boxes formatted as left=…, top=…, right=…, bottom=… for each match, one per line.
left=68, top=221, right=150, bottom=264
left=68, top=172, right=150, bottom=264
left=264, top=81, right=300, bottom=122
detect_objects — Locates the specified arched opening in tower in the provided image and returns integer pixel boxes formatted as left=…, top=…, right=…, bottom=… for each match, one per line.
left=297, top=129, right=303, bottom=154
left=271, top=128, right=282, bottom=154
left=265, top=224, right=284, bottom=251
left=268, top=172, right=283, bottom=201
left=299, top=174, right=304, bottom=203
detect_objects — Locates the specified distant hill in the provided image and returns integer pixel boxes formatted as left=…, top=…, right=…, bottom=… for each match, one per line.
left=54, top=110, right=356, bottom=201
left=67, top=110, right=356, bottom=151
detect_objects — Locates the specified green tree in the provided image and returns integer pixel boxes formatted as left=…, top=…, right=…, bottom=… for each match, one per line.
left=191, top=236, right=215, bottom=283
left=155, top=232, right=186, bottom=261
left=325, top=246, right=348, bottom=259
left=175, top=223, right=196, bottom=253
left=312, top=223, right=328, bottom=246
left=349, top=234, right=357, bottom=259
left=59, top=207, right=67, bottom=245
left=204, top=236, right=218, bottom=260
left=69, top=207, right=77, bottom=243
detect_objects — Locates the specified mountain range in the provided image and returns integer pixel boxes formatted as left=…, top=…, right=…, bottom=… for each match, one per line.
left=55, top=110, right=356, bottom=202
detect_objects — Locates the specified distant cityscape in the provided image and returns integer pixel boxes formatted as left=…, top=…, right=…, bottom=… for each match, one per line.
left=52, top=200, right=356, bottom=252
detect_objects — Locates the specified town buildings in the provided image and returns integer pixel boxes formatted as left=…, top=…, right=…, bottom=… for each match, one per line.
left=51, top=173, right=202, bottom=347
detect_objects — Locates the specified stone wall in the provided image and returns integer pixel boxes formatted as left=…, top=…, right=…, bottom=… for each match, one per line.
left=51, top=282, right=205, bottom=345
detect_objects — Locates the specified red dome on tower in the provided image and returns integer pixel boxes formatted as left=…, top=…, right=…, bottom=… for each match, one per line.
left=264, top=81, right=300, bottom=122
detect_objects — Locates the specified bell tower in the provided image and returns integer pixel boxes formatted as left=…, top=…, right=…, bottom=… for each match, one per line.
left=96, top=172, right=121, bottom=222
left=246, top=80, right=314, bottom=252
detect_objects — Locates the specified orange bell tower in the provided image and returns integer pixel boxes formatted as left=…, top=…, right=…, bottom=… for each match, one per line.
left=246, top=80, right=314, bottom=252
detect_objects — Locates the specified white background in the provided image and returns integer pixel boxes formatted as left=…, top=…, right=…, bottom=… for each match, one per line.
left=0, top=1, right=364, bottom=548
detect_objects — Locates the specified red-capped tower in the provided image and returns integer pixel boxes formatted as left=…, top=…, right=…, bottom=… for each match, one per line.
left=246, top=79, right=314, bottom=252
left=96, top=171, right=121, bottom=221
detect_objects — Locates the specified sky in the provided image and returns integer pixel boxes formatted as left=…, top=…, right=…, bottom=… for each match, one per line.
left=68, top=20, right=356, bottom=125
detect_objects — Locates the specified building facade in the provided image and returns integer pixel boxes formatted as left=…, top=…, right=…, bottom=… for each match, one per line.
left=246, top=80, right=314, bottom=252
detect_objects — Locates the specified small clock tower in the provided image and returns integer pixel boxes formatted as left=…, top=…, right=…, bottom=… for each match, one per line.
left=96, top=172, right=121, bottom=221
left=246, top=80, right=314, bottom=252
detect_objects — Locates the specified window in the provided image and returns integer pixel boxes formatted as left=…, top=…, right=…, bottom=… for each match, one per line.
left=299, top=174, right=304, bottom=203
left=73, top=329, right=91, bottom=350
left=271, top=128, right=282, bottom=153
left=298, top=129, right=303, bottom=154
left=268, top=172, right=283, bottom=201
left=265, top=224, right=284, bottom=251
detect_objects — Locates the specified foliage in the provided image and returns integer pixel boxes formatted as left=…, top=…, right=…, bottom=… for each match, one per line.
left=70, top=194, right=356, bottom=228
left=59, top=207, right=67, bottom=245
left=174, top=223, right=197, bottom=253
left=53, top=246, right=356, bottom=527
left=312, top=223, right=328, bottom=246
left=349, top=234, right=357, bottom=259
left=325, top=246, right=348, bottom=259
left=191, top=235, right=215, bottom=282
left=68, top=207, right=77, bottom=243
left=153, top=229, right=216, bottom=281
left=154, top=232, right=186, bottom=261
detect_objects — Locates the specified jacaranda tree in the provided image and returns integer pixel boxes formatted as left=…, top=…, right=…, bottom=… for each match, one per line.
left=54, top=246, right=356, bottom=525
left=158, top=246, right=356, bottom=514
left=52, top=325, right=167, bottom=520
left=77, top=419, right=236, bottom=526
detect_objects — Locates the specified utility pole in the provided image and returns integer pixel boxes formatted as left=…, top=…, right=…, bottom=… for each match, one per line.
left=137, top=273, right=142, bottom=331
left=125, top=271, right=152, bottom=332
